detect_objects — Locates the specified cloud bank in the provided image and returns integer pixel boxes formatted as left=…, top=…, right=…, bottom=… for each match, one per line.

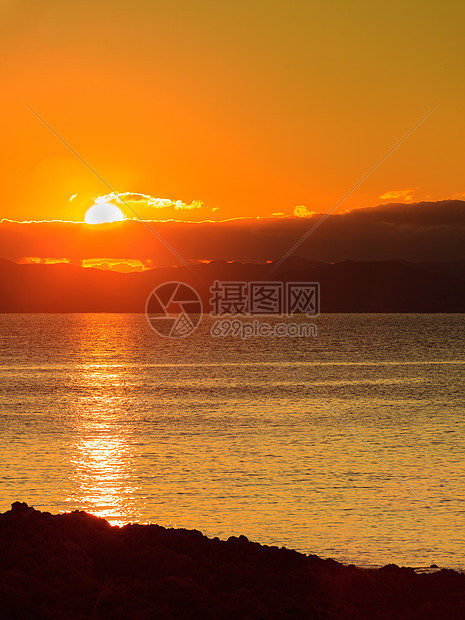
left=2, top=200, right=465, bottom=267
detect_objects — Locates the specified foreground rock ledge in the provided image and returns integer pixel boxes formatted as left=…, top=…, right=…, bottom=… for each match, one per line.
left=1, top=502, right=464, bottom=619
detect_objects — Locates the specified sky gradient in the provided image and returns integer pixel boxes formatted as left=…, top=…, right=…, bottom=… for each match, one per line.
left=2, top=0, right=465, bottom=224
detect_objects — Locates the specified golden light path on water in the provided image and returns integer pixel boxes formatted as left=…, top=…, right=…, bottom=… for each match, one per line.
left=64, top=364, right=137, bottom=527
left=69, top=423, right=135, bottom=527
left=60, top=316, right=147, bottom=527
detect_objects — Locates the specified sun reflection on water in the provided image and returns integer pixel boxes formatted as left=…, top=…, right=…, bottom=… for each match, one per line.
left=61, top=316, right=150, bottom=526
left=68, top=426, right=135, bottom=526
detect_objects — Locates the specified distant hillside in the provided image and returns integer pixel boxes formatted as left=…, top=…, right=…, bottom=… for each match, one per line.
left=1, top=258, right=465, bottom=312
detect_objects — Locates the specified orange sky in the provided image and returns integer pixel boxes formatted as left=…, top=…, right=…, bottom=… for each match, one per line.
left=1, top=1, right=465, bottom=224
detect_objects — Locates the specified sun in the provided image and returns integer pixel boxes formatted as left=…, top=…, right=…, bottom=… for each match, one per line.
left=85, top=202, right=125, bottom=224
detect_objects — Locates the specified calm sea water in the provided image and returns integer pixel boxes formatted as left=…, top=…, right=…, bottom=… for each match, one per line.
left=1, top=313, right=464, bottom=569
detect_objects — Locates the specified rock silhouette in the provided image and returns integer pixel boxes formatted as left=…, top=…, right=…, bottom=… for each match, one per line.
left=1, top=502, right=464, bottom=619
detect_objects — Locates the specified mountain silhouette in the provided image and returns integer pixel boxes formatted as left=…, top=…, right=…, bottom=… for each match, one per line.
left=1, top=258, right=465, bottom=312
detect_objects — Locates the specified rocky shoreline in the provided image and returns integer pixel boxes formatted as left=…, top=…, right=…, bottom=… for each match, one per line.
left=1, top=502, right=464, bottom=619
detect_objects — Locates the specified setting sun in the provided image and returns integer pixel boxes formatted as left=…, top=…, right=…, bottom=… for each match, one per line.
left=84, top=202, right=125, bottom=225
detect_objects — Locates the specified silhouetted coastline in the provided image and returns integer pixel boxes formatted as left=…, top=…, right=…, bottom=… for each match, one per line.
left=2, top=257, right=465, bottom=312
left=1, top=502, right=464, bottom=619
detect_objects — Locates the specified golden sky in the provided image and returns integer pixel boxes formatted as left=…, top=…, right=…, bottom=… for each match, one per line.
left=1, top=0, right=465, bottom=223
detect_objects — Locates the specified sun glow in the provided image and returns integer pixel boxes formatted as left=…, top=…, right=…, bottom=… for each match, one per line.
left=84, top=202, right=125, bottom=225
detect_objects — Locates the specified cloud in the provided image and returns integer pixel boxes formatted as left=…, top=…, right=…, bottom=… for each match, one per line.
left=18, top=257, right=70, bottom=266
left=379, top=188, right=416, bottom=202
left=95, top=192, right=207, bottom=211
left=293, top=205, right=315, bottom=218
left=81, top=258, right=155, bottom=273
left=2, top=200, right=465, bottom=266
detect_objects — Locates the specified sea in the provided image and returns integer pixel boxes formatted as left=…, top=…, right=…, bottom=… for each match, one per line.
left=1, top=313, right=464, bottom=569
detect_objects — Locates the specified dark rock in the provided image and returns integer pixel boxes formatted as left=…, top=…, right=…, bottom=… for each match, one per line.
left=0, top=503, right=464, bottom=619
